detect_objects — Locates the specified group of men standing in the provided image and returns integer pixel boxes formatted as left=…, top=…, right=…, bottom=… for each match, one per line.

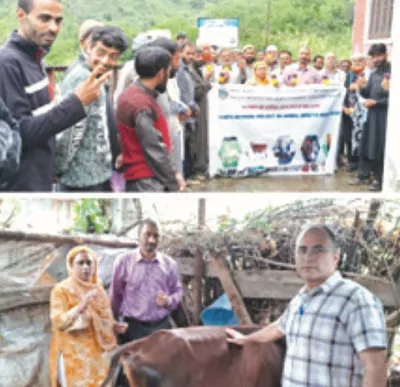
left=0, top=0, right=392, bottom=192
left=0, top=0, right=217, bottom=192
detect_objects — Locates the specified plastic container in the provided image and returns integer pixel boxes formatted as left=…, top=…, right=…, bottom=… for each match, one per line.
left=200, top=293, right=239, bottom=326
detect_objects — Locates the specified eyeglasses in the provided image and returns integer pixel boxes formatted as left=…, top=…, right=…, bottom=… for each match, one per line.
left=296, top=246, right=334, bottom=256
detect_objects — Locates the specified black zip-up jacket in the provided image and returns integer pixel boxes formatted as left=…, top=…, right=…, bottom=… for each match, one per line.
left=0, top=31, right=87, bottom=191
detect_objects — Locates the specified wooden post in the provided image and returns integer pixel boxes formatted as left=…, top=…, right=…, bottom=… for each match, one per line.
left=198, top=199, right=206, bottom=230
left=194, top=199, right=206, bottom=324
left=366, top=199, right=382, bottom=228
left=0, top=229, right=138, bottom=249
left=209, top=253, right=253, bottom=324
left=194, top=249, right=204, bottom=325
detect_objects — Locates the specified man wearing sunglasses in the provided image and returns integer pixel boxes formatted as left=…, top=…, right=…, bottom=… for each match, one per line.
left=227, top=224, right=387, bottom=387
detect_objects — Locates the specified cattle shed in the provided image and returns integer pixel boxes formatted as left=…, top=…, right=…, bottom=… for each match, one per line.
left=0, top=199, right=400, bottom=386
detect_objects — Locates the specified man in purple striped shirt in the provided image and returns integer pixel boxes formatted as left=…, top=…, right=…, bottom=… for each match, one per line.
left=110, top=218, right=183, bottom=386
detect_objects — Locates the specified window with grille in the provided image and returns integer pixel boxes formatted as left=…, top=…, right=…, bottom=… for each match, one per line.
left=368, top=0, right=394, bottom=39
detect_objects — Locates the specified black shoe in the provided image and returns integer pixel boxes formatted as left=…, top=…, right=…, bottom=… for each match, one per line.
left=348, top=177, right=369, bottom=186
left=346, top=164, right=358, bottom=173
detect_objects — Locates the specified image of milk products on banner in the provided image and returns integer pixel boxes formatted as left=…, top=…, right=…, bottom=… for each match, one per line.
left=208, top=85, right=346, bottom=177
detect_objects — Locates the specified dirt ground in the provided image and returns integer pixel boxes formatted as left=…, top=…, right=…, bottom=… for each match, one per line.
left=190, top=168, right=374, bottom=193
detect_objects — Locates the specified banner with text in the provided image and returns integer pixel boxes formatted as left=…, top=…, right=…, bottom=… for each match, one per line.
left=208, top=85, right=346, bottom=177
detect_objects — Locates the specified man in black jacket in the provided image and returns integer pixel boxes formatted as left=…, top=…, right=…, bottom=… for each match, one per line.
left=191, top=46, right=212, bottom=178
left=0, top=0, right=110, bottom=191
left=348, top=43, right=391, bottom=191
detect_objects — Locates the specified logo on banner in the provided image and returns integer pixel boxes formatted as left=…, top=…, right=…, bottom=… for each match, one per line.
left=218, top=88, right=229, bottom=100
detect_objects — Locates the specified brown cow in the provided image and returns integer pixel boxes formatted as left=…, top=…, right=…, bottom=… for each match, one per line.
left=101, top=325, right=285, bottom=387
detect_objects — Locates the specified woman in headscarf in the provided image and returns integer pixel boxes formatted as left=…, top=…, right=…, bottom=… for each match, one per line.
left=245, top=61, right=270, bottom=86
left=49, top=246, right=127, bottom=387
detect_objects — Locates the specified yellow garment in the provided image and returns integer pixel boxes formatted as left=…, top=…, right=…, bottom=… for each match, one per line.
left=49, top=246, right=117, bottom=387
left=246, top=61, right=269, bottom=85
left=246, top=77, right=269, bottom=86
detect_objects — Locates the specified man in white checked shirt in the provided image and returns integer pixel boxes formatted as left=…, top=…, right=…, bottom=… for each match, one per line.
left=227, top=224, right=388, bottom=387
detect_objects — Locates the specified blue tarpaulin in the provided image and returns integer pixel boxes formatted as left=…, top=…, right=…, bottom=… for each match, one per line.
left=200, top=293, right=239, bottom=326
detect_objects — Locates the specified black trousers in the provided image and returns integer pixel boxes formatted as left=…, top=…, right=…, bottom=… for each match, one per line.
left=116, top=316, right=171, bottom=387
left=184, top=124, right=197, bottom=179
left=338, top=114, right=358, bottom=165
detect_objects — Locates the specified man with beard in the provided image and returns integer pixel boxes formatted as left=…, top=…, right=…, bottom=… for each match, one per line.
left=265, top=45, right=280, bottom=75
left=313, top=55, right=325, bottom=72
left=242, top=44, right=257, bottom=79
left=176, top=42, right=199, bottom=179
left=190, top=46, right=213, bottom=178
left=215, top=48, right=242, bottom=85
left=150, top=37, right=188, bottom=176
left=351, top=53, right=367, bottom=80
left=110, top=218, right=183, bottom=387
left=270, top=49, right=293, bottom=82
left=0, top=0, right=110, bottom=191
left=283, top=46, right=322, bottom=86
left=349, top=43, right=391, bottom=191
left=55, top=26, right=128, bottom=192
left=117, top=46, right=185, bottom=192
left=340, top=59, right=352, bottom=74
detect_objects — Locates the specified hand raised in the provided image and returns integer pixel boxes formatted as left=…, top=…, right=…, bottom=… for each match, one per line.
left=75, top=65, right=112, bottom=106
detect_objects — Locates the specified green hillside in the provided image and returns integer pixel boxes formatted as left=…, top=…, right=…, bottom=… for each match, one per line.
left=0, top=0, right=355, bottom=65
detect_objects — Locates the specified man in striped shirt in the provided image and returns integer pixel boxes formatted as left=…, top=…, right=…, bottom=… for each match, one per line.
left=0, top=0, right=110, bottom=191
left=227, top=224, right=388, bottom=387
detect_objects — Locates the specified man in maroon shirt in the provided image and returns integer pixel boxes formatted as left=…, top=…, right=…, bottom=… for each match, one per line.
left=117, top=46, right=185, bottom=192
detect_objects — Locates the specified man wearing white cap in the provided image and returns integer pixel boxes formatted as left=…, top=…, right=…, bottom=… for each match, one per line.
left=78, top=19, right=104, bottom=58
left=265, top=44, right=280, bottom=75
left=320, top=52, right=346, bottom=86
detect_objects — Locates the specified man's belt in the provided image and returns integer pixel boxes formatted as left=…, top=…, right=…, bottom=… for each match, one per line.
left=124, top=316, right=168, bottom=327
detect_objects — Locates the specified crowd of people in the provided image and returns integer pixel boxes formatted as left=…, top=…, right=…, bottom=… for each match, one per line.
left=49, top=219, right=388, bottom=387
left=0, top=0, right=392, bottom=191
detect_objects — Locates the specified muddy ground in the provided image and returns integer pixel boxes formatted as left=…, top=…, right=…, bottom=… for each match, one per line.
left=190, top=168, right=374, bottom=193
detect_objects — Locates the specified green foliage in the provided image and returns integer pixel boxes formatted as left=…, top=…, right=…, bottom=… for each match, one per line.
left=0, top=0, right=355, bottom=64
left=203, top=0, right=354, bottom=58
left=71, top=199, right=110, bottom=234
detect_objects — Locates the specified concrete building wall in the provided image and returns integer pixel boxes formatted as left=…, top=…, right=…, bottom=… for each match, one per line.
left=352, top=0, right=394, bottom=57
